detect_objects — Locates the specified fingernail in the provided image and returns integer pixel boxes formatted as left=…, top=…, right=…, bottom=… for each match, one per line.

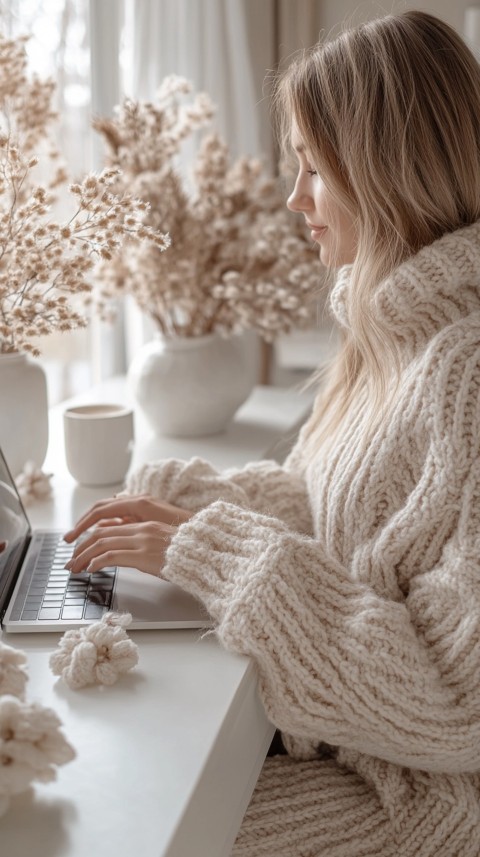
left=64, top=561, right=73, bottom=570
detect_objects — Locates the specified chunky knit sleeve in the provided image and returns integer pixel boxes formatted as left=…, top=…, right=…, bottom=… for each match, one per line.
left=161, top=337, right=480, bottom=776
left=125, top=426, right=313, bottom=535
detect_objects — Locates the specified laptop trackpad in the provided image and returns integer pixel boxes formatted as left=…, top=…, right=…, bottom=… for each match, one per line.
left=111, top=567, right=211, bottom=629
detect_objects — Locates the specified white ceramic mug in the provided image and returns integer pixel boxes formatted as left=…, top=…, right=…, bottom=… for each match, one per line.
left=63, top=404, right=134, bottom=486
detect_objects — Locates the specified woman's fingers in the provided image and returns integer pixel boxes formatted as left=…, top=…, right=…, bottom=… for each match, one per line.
left=63, top=498, right=137, bottom=542
left=64, top=495, right=193, bottom=543
left=66, top=522, right=144, bottom=568
left=85, top=549, right=162, bottom=576
left=65, top=521, right=176, bottom=577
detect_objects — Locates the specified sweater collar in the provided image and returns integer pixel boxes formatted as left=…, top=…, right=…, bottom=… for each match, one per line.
left=329, top=220, right=480, bottom=354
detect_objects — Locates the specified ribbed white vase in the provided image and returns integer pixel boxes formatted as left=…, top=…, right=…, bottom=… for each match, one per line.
left=128, top=332, right=255, bottom=437
left=0, top=352, right=49, bottom=477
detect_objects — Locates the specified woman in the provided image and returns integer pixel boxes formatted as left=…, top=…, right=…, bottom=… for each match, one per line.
left=65, top=11, right=480, bottom=855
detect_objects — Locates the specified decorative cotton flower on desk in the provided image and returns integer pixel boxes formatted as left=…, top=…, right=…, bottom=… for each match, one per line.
left=0, top=641, right=28, bottom=700
left=0, top=695, right=76, bottom=817
left=49, top=612, right=139, bottom=690
left=15, top=461, right=53, bottom=506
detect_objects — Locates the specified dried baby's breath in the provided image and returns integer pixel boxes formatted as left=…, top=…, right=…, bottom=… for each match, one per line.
left=94, top=76, right=324, bottom=340
left=0, top=34, right=170, bottom=356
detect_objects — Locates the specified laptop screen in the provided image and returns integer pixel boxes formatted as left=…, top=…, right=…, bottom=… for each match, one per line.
left=0, top=448, right=30, bottom=613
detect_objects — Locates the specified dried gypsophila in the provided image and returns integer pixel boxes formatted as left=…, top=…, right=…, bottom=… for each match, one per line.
left=92, top=75, right=215, bottom=179
left=93, top=78, right=325, bottom=340
left=0, top=33, right=171, bottom=356
left=0, top=154, right=170, bottom=355
left=0, top=34, right=58, bottom=159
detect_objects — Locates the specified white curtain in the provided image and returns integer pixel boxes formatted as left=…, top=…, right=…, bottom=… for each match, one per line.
left=131, top=0, right=265, bottom=157
left=89, top=0, right=127, bottom=382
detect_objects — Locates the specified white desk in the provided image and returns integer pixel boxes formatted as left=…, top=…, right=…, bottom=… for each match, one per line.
left=0, top=381, right=313, bottom=857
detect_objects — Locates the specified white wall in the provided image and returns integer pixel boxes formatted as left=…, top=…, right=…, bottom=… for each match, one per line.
left=318, top=1, right=478, bottom=41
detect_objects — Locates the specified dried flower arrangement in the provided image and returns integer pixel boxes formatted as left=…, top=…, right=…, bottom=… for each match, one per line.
left=0, top=34, right=170, bottom=357
left=93, top=76, right=324, bottom=341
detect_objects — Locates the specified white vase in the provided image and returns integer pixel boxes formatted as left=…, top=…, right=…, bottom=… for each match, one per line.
left=0, top=352, right=49, bottom=477
left=128, top=332, right=255, bottom=437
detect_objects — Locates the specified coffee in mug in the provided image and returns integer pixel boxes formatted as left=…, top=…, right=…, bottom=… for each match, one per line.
left=63, top=404, right=134, bottom=486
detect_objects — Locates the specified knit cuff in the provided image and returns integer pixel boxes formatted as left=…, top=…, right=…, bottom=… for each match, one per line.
left=126, top=455, right=312, bottom=535
left=125, top=457, right=249, bottom=512
left=163, top=500, right=294, bottom=624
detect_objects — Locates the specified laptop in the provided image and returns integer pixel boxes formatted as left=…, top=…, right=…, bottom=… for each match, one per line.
left=0, top=447, right=211, bottom=633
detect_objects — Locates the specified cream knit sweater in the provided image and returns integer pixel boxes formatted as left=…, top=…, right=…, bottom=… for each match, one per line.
left=126, top=221, right=480, bottom=856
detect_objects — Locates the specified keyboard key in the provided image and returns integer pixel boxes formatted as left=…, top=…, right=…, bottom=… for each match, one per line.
left=38, top=607, right=62, bottom=620
left=90, top=581, right=114, bottom=592
left=87, top=590, right=112, bottom=607
left=64, top=596, right=86, bottom=605
left=61, top=606, right=85, bottom=620
left=66, top=586, right=88, bottom=595
left=84, top=604, right=105, bottom=619
left=20, top=609, right=38, bottom=621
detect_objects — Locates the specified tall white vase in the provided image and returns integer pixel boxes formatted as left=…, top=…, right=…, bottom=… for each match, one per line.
left=0, top=352, right=49, bottom=477
left=128, top=332, right=255, bottom=437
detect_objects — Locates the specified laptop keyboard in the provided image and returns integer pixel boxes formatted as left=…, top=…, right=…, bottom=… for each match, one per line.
left=11, top=532, right=116, bottom=622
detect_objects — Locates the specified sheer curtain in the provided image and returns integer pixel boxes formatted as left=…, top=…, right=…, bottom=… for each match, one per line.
left=131, top=0, right=264, bottom=157
left=88, top=0, right=127, bottom=382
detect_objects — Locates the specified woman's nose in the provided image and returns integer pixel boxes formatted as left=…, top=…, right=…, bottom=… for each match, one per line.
left=287, top=179, right=312, bottom=213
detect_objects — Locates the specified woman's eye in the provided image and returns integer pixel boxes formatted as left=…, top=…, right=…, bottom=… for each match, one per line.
left=306, top=169, right=317, bottom=176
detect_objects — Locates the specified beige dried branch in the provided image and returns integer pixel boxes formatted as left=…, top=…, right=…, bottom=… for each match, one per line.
left=0, top=32, right=170, bottom=356
left=94, top=76, right=324, bottom=341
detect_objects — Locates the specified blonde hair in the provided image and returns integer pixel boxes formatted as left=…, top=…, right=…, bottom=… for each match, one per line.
left=273, top=11, right=480, bottom=451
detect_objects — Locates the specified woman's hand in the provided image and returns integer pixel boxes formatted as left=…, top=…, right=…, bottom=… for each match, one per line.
left=63, top=494, right=194, bottom=577
left=64, top=520, right=177, bottom=577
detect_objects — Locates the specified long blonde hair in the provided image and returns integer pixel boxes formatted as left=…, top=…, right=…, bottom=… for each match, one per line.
left=273, top=11, right=480, bottom=451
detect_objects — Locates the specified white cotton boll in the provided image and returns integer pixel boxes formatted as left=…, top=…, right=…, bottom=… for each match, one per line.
left=49, top=613, right=139, bottom=689
left=0, top=695, right=75, bottom=804
left=0, top=642, right=29, bottom=699
left=14, top=462, right=53, bottom=506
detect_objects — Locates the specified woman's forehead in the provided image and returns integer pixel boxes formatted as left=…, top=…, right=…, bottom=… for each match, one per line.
left=290, top=121, right=306, bottom=152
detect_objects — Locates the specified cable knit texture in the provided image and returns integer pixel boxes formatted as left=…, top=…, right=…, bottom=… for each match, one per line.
left=127, top=220, right=480, bottom=855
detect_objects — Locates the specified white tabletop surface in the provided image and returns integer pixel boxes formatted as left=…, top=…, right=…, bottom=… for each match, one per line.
left=0, top=379, right=313, bottom=857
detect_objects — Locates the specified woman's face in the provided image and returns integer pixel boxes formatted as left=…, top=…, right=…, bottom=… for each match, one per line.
left=287, top=125, right=357, bottom=268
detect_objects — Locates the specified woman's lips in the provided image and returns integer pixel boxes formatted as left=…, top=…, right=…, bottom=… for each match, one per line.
left=309, top=225, right=327, bottom=241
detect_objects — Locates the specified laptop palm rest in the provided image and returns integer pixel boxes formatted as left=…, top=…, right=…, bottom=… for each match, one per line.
left=112, top=567, right=211, bottom=629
